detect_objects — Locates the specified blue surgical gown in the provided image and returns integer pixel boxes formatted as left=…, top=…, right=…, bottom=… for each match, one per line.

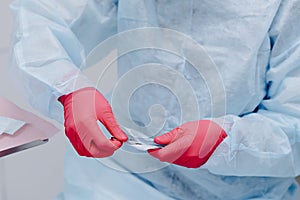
left=10, top=0, right=300, bottom=199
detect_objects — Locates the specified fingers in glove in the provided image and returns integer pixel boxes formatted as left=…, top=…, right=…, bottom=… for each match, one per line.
left=98, top=106, right=128, bottom=142
left=148, top=136, right=191, bottom=163
left=153, top=127, right=183, bottom=145
left=77, top=119, right=122, bottom=157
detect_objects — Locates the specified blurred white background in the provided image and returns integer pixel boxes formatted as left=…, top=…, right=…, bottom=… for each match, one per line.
left=0, top=0, right=67, bottom=200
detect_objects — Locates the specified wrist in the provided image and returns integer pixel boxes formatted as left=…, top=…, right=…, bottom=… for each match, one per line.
left=58, top=87, right=97, bottom=105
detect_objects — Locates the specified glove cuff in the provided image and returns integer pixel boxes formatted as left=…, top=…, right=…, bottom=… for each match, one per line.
left=58, top=87, right=97, bottom=105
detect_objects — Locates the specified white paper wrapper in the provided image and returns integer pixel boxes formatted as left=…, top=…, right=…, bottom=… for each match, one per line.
left=0, top=116, right=25, bottom=135
left=122, top=127, right=164, bottom=152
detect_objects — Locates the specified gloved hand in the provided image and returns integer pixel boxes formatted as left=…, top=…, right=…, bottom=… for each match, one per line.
left=148, top=120, right=227, bottom=168
left=58, top=87, right=128, bottom=158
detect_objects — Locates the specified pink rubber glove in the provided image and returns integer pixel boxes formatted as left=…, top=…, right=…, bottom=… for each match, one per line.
left=148, top=120, right=227, bottom=168
left=58, top=87, right=128, bottom=158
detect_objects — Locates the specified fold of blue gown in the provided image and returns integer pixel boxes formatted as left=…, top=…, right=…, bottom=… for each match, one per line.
left=10, top=0, right=300, bottom=199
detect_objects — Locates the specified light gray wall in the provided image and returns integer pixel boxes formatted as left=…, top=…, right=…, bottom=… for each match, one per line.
left=0, top=1, right=67, bottom=200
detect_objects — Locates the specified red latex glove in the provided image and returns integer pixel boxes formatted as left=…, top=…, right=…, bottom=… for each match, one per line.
left=148, top=120, right=227, bottom=168
left=58, top=87, right=128, bottom=158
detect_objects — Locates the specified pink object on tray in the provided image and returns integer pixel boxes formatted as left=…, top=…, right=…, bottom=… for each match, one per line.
left=0, top=96, right=59, bottom=156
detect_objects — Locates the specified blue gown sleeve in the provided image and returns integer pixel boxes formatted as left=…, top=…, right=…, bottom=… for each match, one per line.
left=9, top=0, right=117, bottom=121
left=204, top=0, right=300, bottom=178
